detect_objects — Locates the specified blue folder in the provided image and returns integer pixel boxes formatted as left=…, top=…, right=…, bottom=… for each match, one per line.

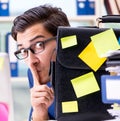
left=76, top=0, right=95, bottom=15
left=0, top=0, right=9, bottom=16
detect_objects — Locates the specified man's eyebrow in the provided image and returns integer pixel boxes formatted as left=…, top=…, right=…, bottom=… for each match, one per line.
left=29, top=35, right=44, bottom=42
left=17, top=35, right=45, bottom=47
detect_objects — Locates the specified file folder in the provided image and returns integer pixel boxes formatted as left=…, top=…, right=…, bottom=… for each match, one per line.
left=87, top=0, right=95, bottom=15
left=0, top=0, right=9, bottom=16
left=6, top=33, right=18, bottom=77
left=76, top=0, right=87, bottom=15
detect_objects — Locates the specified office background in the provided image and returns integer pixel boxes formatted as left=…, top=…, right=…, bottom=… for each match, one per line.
left=0, top=0, right=105, bottom=77
left=10, top=0, right=76, bottom=17
left=0, top=0, right=107, bottom=121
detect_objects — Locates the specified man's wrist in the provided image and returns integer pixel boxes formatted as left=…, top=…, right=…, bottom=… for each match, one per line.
left=32, top=110, right=49, bottom=121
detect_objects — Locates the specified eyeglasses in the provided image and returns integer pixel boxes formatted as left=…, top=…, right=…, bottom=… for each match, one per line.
left=14, top=36, right=56, bottom=60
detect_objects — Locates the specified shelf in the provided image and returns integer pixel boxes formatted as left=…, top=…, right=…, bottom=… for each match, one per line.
left=69, top=16, right=97, bottom=25
left=0, top=1, right=102, bottom=25
left=0, top=16, right=15, bottom=22
left=11, top=77, right=28, bottom=82
left=69, top=15, right=98, bottom=20
left=11, top=77, right=29, bottom=88
left=0, top=16, right=97, bottom=25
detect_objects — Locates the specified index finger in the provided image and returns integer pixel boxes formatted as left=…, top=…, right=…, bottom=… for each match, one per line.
left=30, top=67, right=41, bottom=86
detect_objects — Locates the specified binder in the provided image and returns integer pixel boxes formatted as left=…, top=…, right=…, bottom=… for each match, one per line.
left=55, top=26, right=120, bottom=121
left=76, top=0, right=87, bottom=15
left=87, top=0, right=95, bottom=15
left=115, top=0, right=120, bottom=13
left=6, top=33, right=18, bottom=77
left=104, top=0, right=120, bottom=15
left=0, top=0, right=9, bottom=16
left=76, top=0, right=95, bottom=15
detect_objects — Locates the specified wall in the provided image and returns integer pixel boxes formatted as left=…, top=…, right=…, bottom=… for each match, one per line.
left=9, top=0, right=76, bottom=17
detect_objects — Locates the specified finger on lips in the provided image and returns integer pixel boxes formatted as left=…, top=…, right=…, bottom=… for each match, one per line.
left=30, top=66, right=41, bottom=86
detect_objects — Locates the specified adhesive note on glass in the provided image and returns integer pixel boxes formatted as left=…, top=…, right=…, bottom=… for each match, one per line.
left=0, top=57, right=4, bottom=70
left=78, top=42, right=106, bottom=71
left=61, top=35, right=77, bottom=49
left=62, top=101, right=78, bottom=113
left=91, top=29, right=120, bottom=57
left=71, top=72, right=100, bottom=98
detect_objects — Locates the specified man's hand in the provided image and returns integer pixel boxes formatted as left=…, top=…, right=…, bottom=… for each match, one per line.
left=30, top=66, right=54, bottom=121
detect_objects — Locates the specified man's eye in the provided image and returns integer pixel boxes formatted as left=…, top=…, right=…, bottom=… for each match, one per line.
left=21, top=49, right=27, bottom=54
left=36, top=42, right=43, bottom=48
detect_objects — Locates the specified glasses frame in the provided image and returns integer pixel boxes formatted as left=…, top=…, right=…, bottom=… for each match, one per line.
left=14, top=36, right=56, bottom=60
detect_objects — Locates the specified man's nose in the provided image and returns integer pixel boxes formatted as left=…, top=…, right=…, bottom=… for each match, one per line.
left=28, top=51, right=40, bottom=65
left=29, top=48, right=35, bottom=54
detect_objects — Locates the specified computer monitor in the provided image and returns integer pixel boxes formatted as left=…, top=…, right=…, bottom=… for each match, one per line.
left=0, top=52, right=14, bottom=121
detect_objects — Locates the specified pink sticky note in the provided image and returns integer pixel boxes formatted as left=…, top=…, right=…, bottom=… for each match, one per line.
left=0, top=102, right=9, bottom=121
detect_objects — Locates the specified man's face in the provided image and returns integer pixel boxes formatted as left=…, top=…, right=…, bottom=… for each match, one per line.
left=16, top=23, right=56, bottom=84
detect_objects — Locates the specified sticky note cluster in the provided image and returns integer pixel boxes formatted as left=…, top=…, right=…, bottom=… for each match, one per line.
left=79, top=29, right=120, bottom=71
left=60, top=28, right=120, bottom=114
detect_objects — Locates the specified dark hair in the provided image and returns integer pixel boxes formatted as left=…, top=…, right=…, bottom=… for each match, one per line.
left=11, top=4, right=70, bottom=41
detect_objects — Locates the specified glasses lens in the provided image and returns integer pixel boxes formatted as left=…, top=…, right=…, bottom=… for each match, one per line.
left=15, top=49, right=28, bottom=60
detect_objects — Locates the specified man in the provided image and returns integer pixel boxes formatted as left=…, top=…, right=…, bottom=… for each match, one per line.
left=11, top=4, right=70, bottom=121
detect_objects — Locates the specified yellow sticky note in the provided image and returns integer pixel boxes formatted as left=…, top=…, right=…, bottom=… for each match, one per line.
left=0, top=57, right=4, bottom=70
left=91, top=29, right=120, bottom=57
left=61, top=35, right=77, bottom=49
left=78, top=42, right=106, bottom=71
left=62, top=101, right=78, bottom=113
left=71, top=72, right=100, bottom=98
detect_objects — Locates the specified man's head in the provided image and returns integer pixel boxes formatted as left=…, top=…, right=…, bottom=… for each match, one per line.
left=11, top=5, right=70, bottom=84
left=11, top=4, right=70, bottom=41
